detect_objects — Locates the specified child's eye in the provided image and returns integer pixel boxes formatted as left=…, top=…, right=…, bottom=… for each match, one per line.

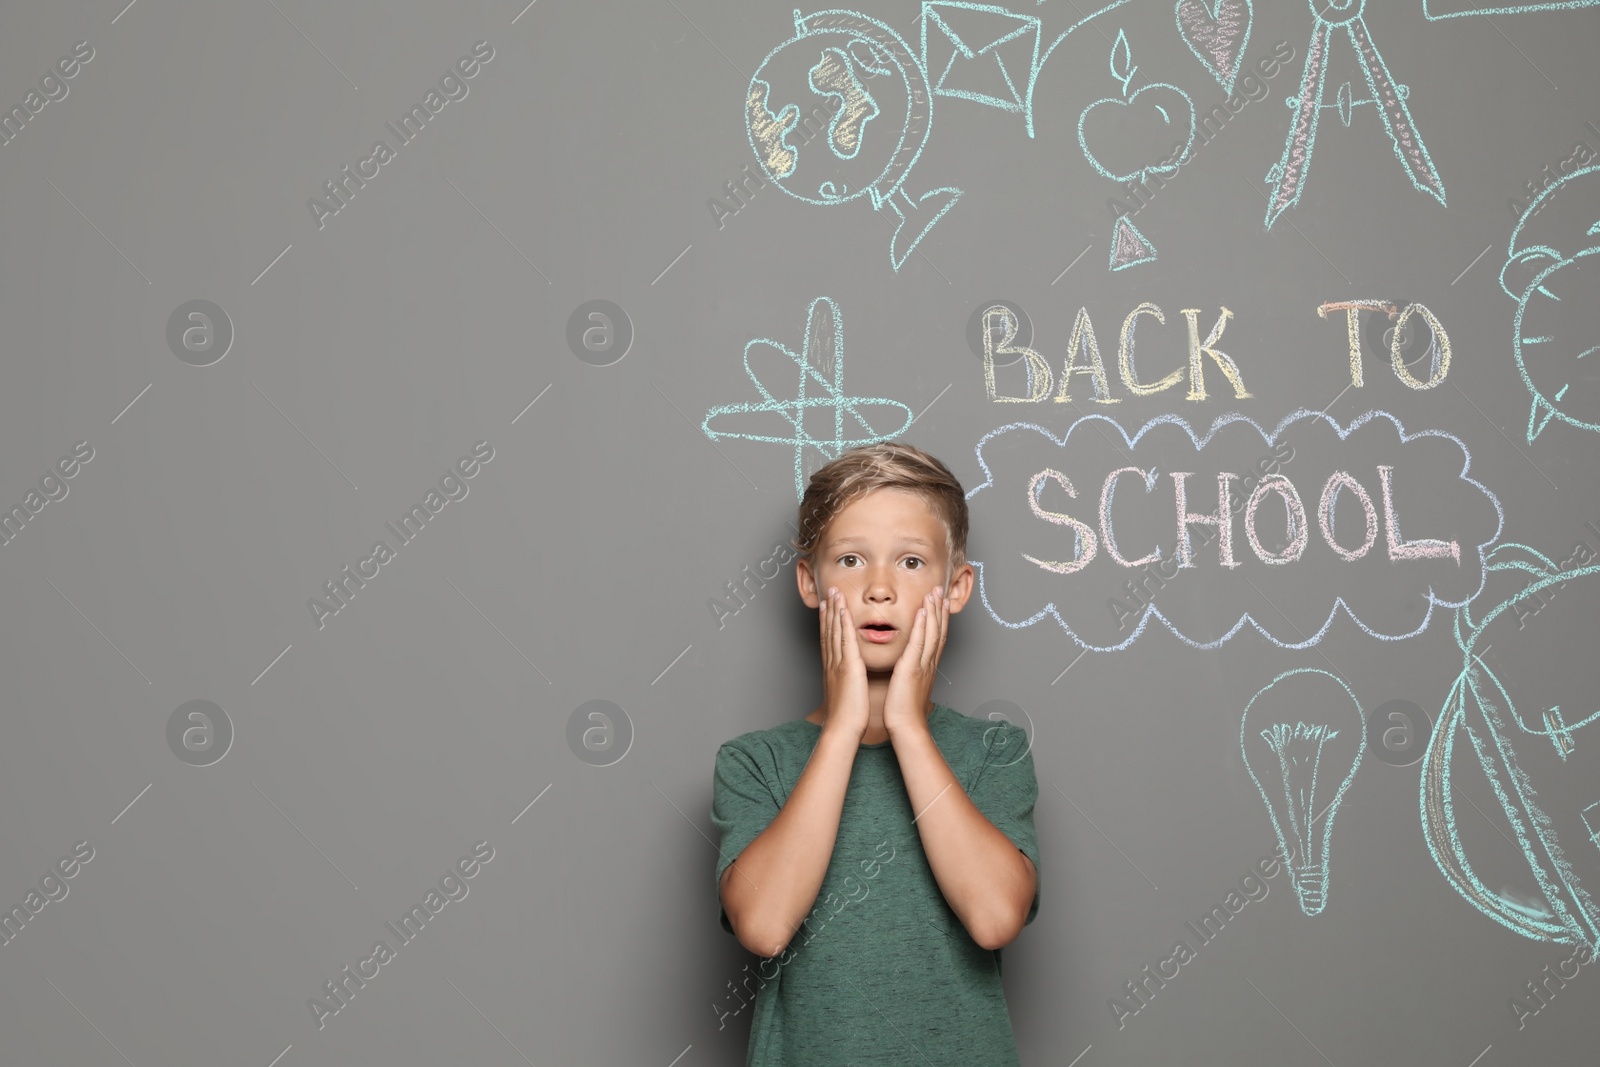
left=904, top=557, right=923, bottom=569
left=838, top=554, right=861, bottom=567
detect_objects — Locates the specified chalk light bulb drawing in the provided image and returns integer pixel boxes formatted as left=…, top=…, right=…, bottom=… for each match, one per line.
left=1240, top=668, right=1367, bottom=916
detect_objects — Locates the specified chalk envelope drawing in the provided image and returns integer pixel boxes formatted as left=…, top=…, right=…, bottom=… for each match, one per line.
left=921, top=2, right=1041, bottom=118
left=1497, top=164, right=1600, bottom=442
left=747, top=2, right=1134, bottom=269
left=1175, top=0, right=1253, bottom=94
left=963, top=409, right=1503, bottom=650
left=1264, top=0, right=1445, bottom=229
left=1241, top=669, right=1366, bottom=916
left=701, top=296, right=914, bottom=502
left=1421, top=543, right=1600, bottom=953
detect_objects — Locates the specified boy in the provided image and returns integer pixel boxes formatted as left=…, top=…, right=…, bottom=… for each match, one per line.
left=710, top=442, right=1041, bottom=1066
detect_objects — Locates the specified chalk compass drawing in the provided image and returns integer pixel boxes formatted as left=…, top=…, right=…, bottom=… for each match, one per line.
left=747, top=2, right=1134, bottom=270
left=1241, top=669, right=1367, bottom=916
left=1264, top=0, right=1446, bottom=229
left=702, top=296, right=914, bottom=501
left=1421, top=543, right=1600, bottom=953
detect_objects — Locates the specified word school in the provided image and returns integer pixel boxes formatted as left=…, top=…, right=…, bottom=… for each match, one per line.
left=1026, top=462, right=1460, bottom=575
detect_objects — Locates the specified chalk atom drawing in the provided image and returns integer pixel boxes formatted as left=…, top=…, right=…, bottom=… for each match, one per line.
left=702, top=296, right=914, bottom=502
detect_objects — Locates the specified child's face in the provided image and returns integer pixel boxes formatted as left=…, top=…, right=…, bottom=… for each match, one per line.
left=796, top=488, right=975, bottom=670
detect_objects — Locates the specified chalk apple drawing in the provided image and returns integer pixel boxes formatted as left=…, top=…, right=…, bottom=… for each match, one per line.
left=1077, top=30, right=1196, bottom=185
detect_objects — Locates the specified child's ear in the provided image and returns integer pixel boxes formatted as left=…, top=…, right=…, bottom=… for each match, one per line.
left=945, top=562, right=976, bottom=614
left=796, top=555, right=820, bottom=609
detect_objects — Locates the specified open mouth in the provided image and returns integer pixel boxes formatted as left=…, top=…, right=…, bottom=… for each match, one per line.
left=860, top=623, right=898, bottom=643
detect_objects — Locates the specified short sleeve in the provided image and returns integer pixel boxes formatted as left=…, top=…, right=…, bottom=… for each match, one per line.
left=710, top=741, right=783, bottom=935
left=966, top=722, right=1041, bottom=926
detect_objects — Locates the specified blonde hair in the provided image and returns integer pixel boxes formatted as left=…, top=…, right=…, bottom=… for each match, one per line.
left=791, top=442, right=969, bottom=577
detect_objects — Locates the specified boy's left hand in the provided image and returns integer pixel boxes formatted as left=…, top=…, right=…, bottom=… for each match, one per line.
left=884, top=587, right=949, bottom=739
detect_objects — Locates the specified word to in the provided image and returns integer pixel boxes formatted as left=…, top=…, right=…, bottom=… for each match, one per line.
left=309, top=440, right=495, bottom=629
left=1318, top=301, right=1452, bottom=389
left=309, top=840, right=495, bottom=1030
left=309, top=41, right=495, bottom=229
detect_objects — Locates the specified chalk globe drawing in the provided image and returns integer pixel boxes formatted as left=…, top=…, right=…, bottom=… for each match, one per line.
left=746, top=10, right=959, bottom=270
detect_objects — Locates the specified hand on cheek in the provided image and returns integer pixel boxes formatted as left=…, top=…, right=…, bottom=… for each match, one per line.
left=883, top=588, right=948, bottom=737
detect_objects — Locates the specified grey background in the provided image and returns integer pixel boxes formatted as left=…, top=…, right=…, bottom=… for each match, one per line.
left=0, top=0, right=1595, bottom=1065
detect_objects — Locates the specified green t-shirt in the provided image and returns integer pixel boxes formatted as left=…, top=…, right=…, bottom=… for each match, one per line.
left=710, top=703, right=1041, bottom=1067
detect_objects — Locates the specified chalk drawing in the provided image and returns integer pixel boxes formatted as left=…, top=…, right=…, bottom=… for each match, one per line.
left=1498, top=164, right=1600, bottom=442
left=1264, top=0, right=1445, bottom=229
left=963, top=409, right=1503, bottom=650
left=1175, top=0, right=1253, bottom=94
left=702, top=296, right=914, bottom=502
left=1421, top=542, right=1600, bottom=953
left=1424, top=0, right=1599, bottom=18
left=748, top=2, right=1136, bottom=269
left=1078, top=30, right=1197, bottom=185
left=1242, top=669, right=1366, bottom=916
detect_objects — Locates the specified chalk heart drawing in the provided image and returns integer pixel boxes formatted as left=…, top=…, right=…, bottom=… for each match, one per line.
left=701, top=296, right=914, bottom=502
left=1422, top=542, right=1600, bottom=953
left=1498, top=164, right=1600, bottom=442
left=1175, top=0, right=1252, bottom=93
left=1078, top=83, right=1195, bottom=184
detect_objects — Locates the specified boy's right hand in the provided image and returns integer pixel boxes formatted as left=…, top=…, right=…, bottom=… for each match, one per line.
left=819, top=587, right=870, bottom=742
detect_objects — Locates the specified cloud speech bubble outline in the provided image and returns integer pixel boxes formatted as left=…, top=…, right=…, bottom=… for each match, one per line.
left=964, top=409, right=1504, bottom=650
